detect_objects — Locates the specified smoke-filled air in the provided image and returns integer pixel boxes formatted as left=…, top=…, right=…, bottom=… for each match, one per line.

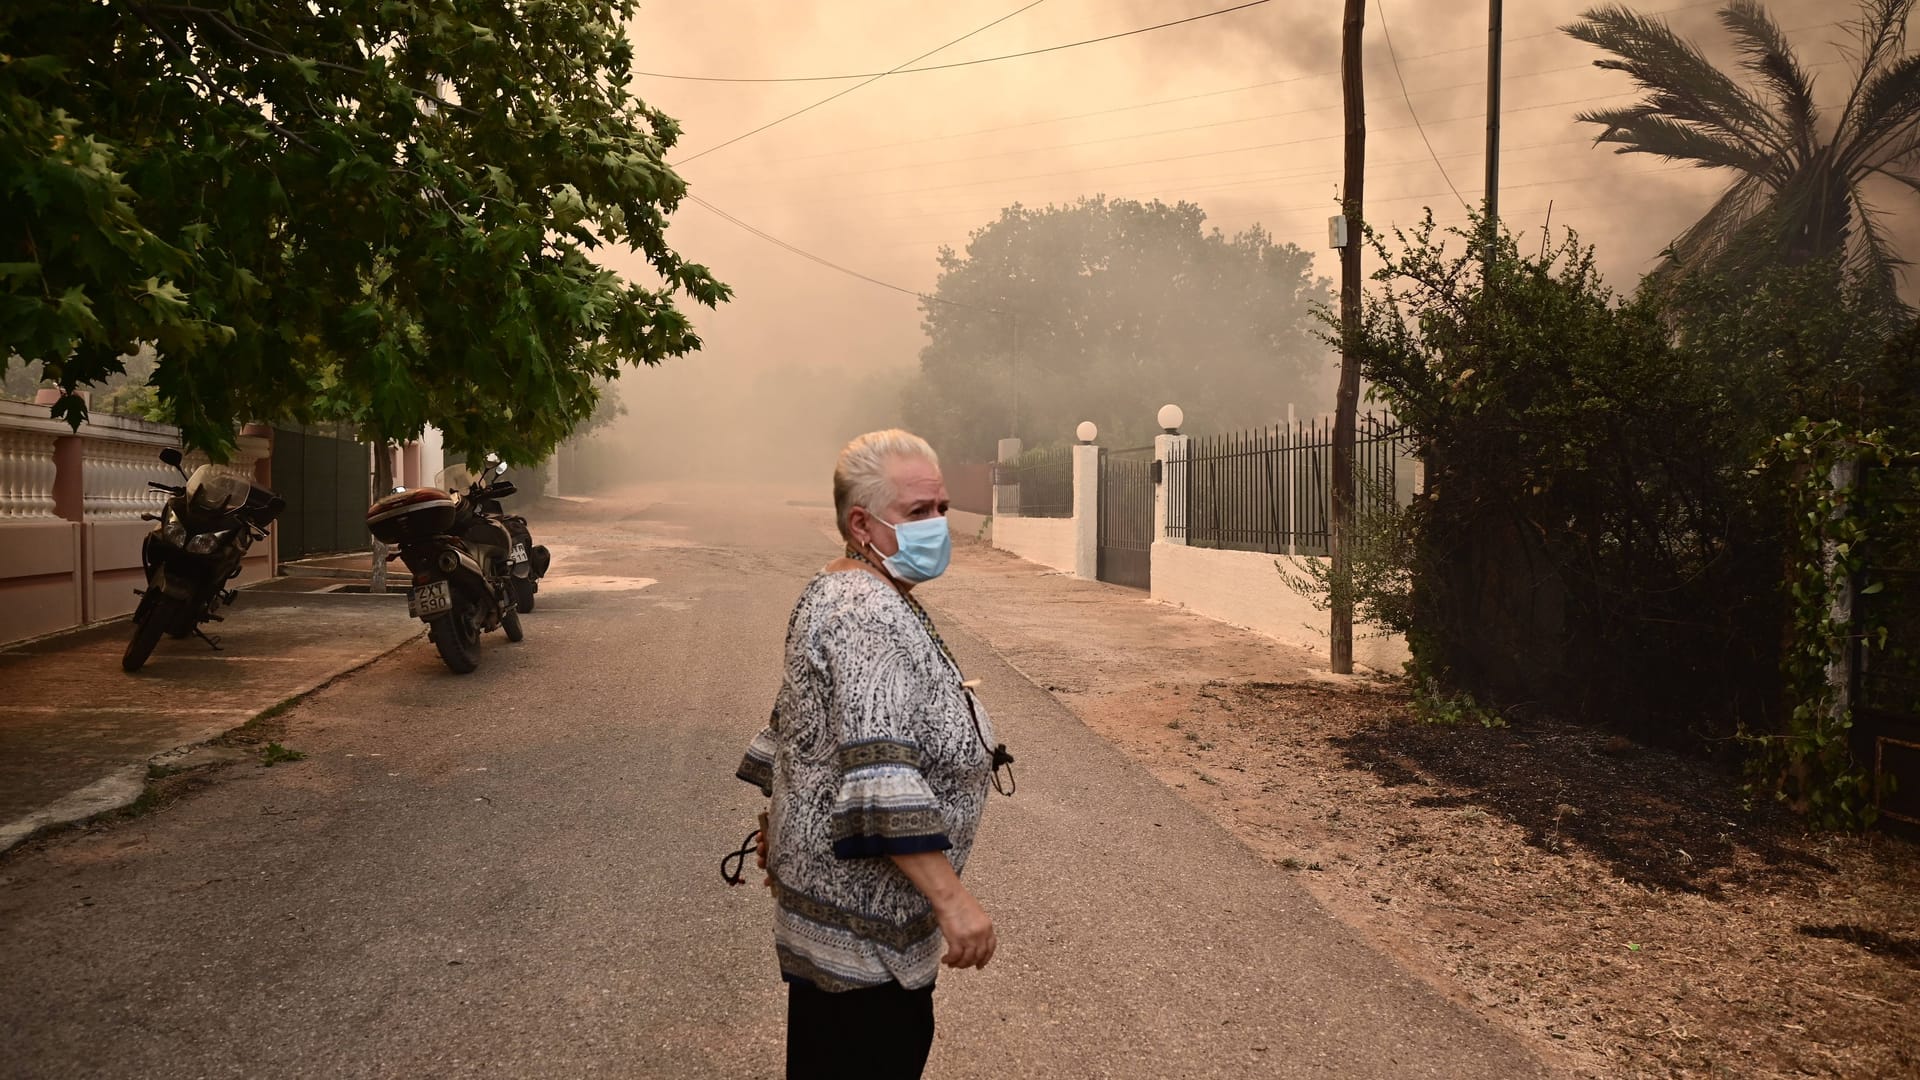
left=569, top=0, right=1905, bottom=486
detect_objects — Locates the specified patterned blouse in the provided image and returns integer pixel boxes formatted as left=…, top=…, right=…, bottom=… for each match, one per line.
left=736, top=570, right=995, bottom=992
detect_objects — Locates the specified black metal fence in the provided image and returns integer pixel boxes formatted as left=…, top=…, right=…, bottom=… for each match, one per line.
left=1002, top=445, right=1074, bottom=518
left=1098, top=447, right=1155, bottom=589
left=1169, top=412, right=1411, bottom=557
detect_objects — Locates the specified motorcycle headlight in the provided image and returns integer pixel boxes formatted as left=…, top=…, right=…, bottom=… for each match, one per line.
left=184, top=529, right=229, bottom=555
left=160, top=508, right=188, bottom=547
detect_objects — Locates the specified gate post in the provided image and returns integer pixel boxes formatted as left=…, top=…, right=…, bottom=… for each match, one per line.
left=1153, top=404, right=1188, bottom=546
left=1824, top=457, right=1862, bottom=733
left=1072, top=423, right=1099, bottom=580
left=993, top=438, right=1022, bottom=518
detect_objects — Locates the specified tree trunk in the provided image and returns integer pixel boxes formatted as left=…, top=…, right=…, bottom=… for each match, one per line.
left=370, top=439, right=392, bottom=594
left=1330, top=0, right=1367, bottom=675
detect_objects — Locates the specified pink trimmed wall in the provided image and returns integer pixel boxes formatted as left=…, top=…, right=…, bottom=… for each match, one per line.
left=0, top=522, right=84, bottom=643
left=0, top=405, right=279, bottom=645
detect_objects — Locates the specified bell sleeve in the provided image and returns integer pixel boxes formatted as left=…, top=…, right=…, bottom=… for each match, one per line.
left=824, top=620, right=951, bottom=859
left=736, top=717, right=777, bottom=797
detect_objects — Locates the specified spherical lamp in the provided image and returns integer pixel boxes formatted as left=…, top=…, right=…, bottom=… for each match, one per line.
left=1157, top=403, right=1184, bottom=434
left=1076, top=421, right=1098, bottom=444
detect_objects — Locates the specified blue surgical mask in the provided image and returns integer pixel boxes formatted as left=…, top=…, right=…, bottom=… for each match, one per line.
left=872, top=515, right=952, bottom=583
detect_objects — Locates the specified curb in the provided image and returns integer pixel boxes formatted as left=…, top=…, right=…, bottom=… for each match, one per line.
left=0, top=626, right=427, bottom=858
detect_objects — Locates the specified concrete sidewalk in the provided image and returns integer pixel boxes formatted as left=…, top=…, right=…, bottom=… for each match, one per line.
left=0, top=588, right=425, bottom=852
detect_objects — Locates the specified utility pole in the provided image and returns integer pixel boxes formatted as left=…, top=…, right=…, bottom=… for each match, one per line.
left=1484, top=0, right=1503, bottom=271
left=1330, top=0, right=1365, bottom=676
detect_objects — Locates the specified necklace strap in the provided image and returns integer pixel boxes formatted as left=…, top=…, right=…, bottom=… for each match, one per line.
left=847, top=546, right=957, bottom=670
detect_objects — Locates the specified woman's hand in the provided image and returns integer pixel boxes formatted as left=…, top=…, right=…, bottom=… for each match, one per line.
left=931, top=887, right=996, bottom=969
left=888, top=851, right=996, bottom=969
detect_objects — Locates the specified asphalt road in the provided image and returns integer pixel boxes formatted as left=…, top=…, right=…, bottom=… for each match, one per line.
left=0, top=488, right=1547, bottom=1079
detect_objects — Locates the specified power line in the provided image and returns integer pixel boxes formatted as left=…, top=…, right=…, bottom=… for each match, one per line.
left=698, top=14, right=1844, bottom=189
left=773, top=73, right=1335, bottom=164
left=1378, top=0, right=1467, bottom=210
left=638, top=0, right=1275, bottom=83
left=706, top=61, right=1591, bottom=190
left=686, top=194, right=1015, bottom=315
left=672, top=0, right=1049, bottom=168
left=642, top=0, right=1767, bottom=85
left=713, top=46, right=1851, bottom=211
left=731, top=90, right=1667, bottom=209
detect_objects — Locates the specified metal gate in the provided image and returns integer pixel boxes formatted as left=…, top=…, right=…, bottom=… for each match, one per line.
left=270, top=424, right=371, bottom=557
left=1098, top=446, right=1155, bottom=590
left=1856, top=459, right=1920, bottom=831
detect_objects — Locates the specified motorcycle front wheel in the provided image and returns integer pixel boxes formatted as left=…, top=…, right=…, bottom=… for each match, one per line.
left=428, top=603, right=483, bottom=674
left=123, top=596, right=184, bottom=672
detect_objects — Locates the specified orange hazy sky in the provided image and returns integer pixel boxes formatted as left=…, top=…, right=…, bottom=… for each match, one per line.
left=604, top=0, right=1877, bottom=428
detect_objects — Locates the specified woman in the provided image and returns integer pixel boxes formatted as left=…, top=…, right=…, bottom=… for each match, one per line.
left=736, top=429, right=1010, bottom=1080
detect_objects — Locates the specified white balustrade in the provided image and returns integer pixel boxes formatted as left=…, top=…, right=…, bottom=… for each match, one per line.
left=0, top=429, right=59, bottom=520
left=82, top=438, right=172, bottom=520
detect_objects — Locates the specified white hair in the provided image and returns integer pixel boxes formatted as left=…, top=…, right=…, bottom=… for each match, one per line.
left=834, top=429, right=940, bottom=541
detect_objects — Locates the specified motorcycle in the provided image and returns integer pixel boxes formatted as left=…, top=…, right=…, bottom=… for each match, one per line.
left=366, top=461, right=524, bottom=673
left=466, top=455, right=552, bottom=613
left=124, top=447, right=286, bottom=673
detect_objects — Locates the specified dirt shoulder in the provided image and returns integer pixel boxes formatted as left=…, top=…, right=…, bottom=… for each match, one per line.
left=932, top=538, right=1920, bottom=1079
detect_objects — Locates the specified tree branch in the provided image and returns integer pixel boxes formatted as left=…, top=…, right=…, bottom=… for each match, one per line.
left=127, top=8, right=317, bottom=152
left=127, top=1, right=479, bottom=118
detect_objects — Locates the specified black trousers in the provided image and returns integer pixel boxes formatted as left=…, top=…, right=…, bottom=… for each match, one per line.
left=786, top=979, right=936, bottom=1080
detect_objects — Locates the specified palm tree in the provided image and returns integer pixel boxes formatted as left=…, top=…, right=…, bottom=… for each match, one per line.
left=1564, top=0, right=1920, bottom=301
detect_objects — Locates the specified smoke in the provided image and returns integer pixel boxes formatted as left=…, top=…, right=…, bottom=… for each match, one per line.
left=570, top=0, right=1911, bottom=488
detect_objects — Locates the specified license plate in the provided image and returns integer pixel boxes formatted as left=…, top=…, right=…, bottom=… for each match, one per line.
left=408, top=581, right=453, bottom=619
left=508, top=543, right=528, bottom=565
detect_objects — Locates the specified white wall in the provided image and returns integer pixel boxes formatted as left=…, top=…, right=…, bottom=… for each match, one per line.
left=419, top=425, right=445, bottom=485
left=949, top=510, right=991, bottom=545
left=992, top=516, right=1076, bottom=575
left=1152, top=542, right=1410, bottom=674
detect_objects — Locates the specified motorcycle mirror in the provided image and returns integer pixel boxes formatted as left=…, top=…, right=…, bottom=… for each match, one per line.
left=391, top=485, right=407, bottom=495
left=159, top=447, right=184, bottom=468
left=495, top=462, right=510, bottom=476
left=484, top=452, right=501, bottom=465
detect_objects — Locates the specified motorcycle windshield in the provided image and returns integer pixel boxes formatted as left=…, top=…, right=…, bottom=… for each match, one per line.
left=434, top=464, right=476, bottom=492
left=185, top=465, right=253, bottom=514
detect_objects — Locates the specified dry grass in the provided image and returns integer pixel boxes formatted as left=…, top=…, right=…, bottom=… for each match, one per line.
left=1075, top=676, right=1920, bottom=1078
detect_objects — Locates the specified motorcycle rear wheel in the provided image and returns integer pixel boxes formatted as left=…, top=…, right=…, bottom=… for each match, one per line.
left=502, top=605, right=524, bottom=643
left=510, top=576, right=536, bottom=613
left=429, top=604, right=482, bottom=674
left=123, top=596, right=182, bottom=672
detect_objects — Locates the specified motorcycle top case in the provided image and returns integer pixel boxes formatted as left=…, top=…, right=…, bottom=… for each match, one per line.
left=366, top=488, right=458, bottom=544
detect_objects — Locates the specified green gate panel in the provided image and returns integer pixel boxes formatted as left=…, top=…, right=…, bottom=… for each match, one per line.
left=271, top=427, right=370, bottom=558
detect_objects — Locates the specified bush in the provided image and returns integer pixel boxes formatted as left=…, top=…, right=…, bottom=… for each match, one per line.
left=1342, top=215, right=1913, bottom=755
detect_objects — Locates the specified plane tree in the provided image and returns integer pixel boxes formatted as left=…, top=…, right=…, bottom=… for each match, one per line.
left=1, top=0, right=728, bottom=461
